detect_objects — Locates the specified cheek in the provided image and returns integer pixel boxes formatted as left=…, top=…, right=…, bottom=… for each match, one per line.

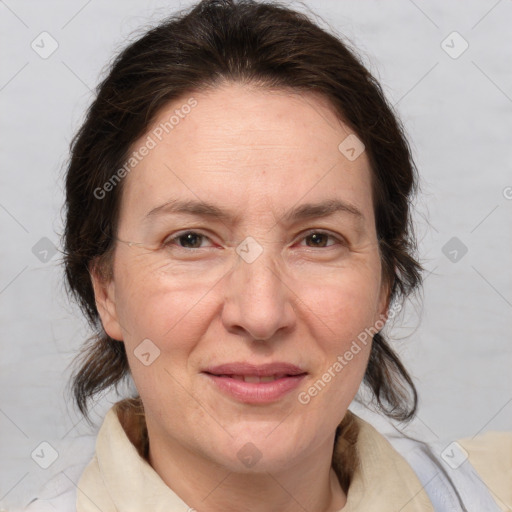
left=113, top=253, right=218, bottom=343
left=112, top=262, right=221, bottom=407
left=300, top=259, right=384, bottom=338
left=295, top=260, right=382, bottom=403
left=113, top=266, right=209, bottom=416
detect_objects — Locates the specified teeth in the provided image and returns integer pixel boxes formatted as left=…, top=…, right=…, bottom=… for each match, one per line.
left=228, top=374, right=286, bottom=383
left=214, top=374, right=294, bottom=382
left=243, top=375, right=261, bottom=383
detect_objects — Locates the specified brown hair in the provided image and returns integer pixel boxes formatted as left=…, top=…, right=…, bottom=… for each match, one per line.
left=64, top=0, right=422, bottom=427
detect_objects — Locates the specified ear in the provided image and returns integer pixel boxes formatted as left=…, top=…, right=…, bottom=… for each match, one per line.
left=90, top=258, right=124, bottom=341
left=375, top=276, right=392, bottom=326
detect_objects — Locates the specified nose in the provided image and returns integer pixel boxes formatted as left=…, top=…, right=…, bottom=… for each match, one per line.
left=220, top=242, right=296, bottom=342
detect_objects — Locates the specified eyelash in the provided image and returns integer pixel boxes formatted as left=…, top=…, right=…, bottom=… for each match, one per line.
left=162, top=230, right=346, bottom=251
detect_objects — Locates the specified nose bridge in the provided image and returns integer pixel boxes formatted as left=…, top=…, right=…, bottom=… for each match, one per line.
left=237, top=236, right=282, bottom=295
left=222, top=235, right=295, bottom=340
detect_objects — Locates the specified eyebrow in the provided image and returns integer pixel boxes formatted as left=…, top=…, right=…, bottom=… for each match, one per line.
left=144, top=198, right=364, bottom=226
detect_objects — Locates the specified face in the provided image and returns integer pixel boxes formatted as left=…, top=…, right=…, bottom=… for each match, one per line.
left=93, top=82, right=389, bottom=474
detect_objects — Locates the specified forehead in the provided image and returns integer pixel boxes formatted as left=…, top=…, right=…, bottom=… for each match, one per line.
left=120, top=82, right=374, bottom=227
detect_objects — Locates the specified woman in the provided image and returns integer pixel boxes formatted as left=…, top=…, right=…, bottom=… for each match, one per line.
left=25, top=0, right=511, bottom=510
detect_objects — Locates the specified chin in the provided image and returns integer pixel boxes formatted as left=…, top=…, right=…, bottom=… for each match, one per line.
left=208, top=429, right=305, bottom=474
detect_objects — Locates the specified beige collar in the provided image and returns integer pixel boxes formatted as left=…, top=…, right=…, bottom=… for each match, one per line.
left=76, top=400, right=433, bottom=511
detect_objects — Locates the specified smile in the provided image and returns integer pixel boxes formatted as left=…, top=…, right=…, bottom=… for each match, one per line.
left=216, top=374, right=289, bottom=383
left=203, top=371, right=307, bottom=403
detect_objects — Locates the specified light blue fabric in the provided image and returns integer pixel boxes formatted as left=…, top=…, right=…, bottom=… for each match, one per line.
left=388, top=433, right=503, bottom=512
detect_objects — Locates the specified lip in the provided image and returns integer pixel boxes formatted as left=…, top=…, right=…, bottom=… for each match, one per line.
left=202, top=362, right=307, bottom=404
left=204, top=362, right=306, bottom=377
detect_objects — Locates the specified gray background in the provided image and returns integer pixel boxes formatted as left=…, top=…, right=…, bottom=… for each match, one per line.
left=1, top=0, right=511, bottom=509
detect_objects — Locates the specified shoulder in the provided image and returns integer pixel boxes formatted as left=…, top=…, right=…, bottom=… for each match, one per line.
left=377, top=419, right=510, bottom=511
left=21, top=436, right=97, bottom=511
left=23, top=463, right=83, bottom=511
left=457, top=430, right=512, bottom=511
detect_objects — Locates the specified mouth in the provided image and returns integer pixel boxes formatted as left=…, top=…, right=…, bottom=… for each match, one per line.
left=209, top=373, right=296, bottom=383
left=203, top=361, right=307, bottom=376
left=201, top=362, right=308, bottom=403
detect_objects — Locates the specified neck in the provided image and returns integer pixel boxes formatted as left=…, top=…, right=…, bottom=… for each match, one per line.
left=147, top=426, right=347, bottom=512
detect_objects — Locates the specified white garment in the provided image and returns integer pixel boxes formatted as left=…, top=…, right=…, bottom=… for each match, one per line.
left=21, top=404, right=508, bottom=512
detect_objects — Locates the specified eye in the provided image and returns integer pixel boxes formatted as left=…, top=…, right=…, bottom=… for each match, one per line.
left=163, top=231, right=214, bottom=250
left=297, top=230, right=345, bottom=248
left=161, top=229, right=346, bottom=251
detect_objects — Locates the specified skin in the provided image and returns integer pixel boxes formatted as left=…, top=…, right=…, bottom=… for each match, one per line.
left=92, top=81, right=390, bottom=512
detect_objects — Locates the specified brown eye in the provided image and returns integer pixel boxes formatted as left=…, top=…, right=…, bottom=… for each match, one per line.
left=299, top=231, right=343, bottom=248
left=164, top=231, right=212, bottom=249
left=304, top=232, right=330, bottom=248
